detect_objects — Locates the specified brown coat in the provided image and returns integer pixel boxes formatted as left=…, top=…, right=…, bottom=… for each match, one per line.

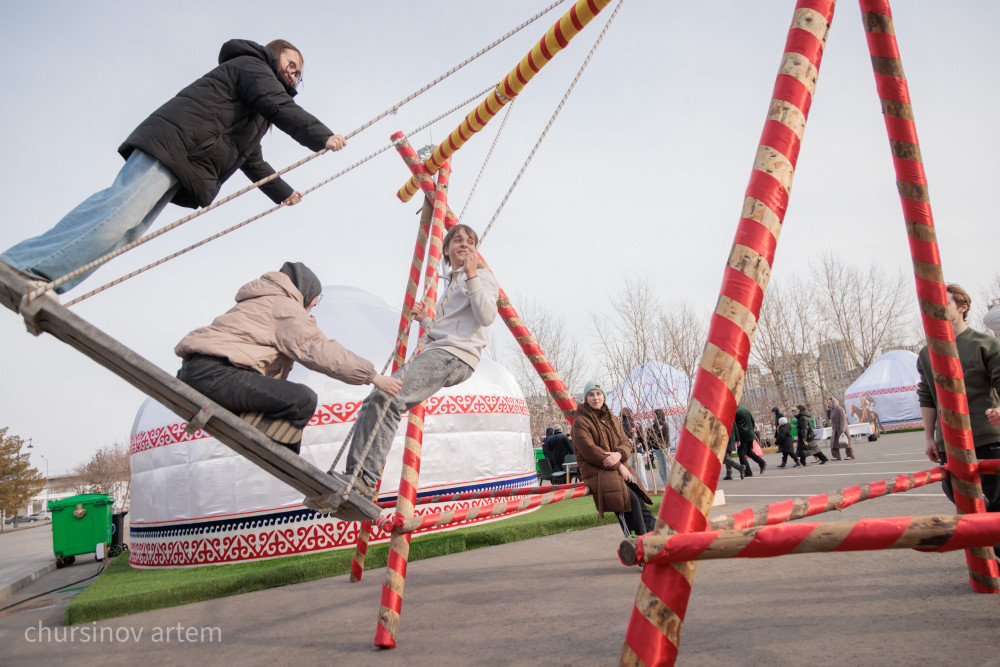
left=571, top=402, right=651, bottom=516
left=175, top=271, right=376, bottom=385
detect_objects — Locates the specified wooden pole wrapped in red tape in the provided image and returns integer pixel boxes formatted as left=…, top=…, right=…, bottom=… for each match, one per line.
left=396, top=0, right=613, bottom=202
left=627, top=513, right=1000, bottom=565
left=374, top=404, right=426, bottom=649
left=859, top=0, right=1000, bottom=593
left=620, top=3, right=837, bottom=664
left=375, top=481, right=588, bottom=509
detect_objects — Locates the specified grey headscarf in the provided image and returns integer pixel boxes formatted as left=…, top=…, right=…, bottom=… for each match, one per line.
left=279, top=261, right=322, bottom=307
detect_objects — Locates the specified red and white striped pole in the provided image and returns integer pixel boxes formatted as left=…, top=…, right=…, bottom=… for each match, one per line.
left=859, top=0, right=999, bottom=593
left=620, top=3, right=838, bottom=664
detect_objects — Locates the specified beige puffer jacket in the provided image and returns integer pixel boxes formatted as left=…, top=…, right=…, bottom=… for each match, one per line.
left=175, top=271, right=376, bottom=384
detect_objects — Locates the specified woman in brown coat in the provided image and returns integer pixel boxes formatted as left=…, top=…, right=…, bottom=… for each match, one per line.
left=571, top=380, right=655, bottom=537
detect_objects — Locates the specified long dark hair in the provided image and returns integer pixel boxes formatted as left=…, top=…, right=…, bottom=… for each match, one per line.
left=266, top=39, right=304, bottom=69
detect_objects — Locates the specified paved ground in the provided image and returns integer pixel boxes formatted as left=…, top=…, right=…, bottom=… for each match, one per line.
left=0, top=522, right=57, bottom=603
left=1, top=431, right=998, bottom=666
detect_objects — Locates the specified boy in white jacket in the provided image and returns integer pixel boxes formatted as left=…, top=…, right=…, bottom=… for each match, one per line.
left=344, top=225, right=499, bottom=498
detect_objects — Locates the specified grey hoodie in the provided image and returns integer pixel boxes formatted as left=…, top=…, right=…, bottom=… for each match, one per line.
left=420, top=266, right=499, bottom=369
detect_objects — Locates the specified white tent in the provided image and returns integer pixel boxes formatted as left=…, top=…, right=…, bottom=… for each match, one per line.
left=843, top=349, right=922, bottom=433
left=128, top=285, right=534, bottom=568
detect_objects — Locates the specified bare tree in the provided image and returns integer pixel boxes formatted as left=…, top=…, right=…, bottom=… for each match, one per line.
left=814, top=254, right=911, bottom=371
left=73, top=442, right=131, bottom=508
left=502, top=296, right=588, bottom=440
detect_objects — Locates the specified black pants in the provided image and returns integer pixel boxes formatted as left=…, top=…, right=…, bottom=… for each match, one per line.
left=738, top=441, right=765, bottom=473
left=780, top=452, right=797, bottom=466
left=940, top=443, right=1000, bottom=557
left=177, top=354, right=318, bottom=428
left=618, top=486, right=656, bottom=537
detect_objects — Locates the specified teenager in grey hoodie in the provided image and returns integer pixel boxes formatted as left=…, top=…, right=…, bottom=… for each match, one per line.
left=344, top=224, right=500, bottom=500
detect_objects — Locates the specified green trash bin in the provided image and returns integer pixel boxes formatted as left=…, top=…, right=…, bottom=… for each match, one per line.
left=48, top=493, right=114, bottom=568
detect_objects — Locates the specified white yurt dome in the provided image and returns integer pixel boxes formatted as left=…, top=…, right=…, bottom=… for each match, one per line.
left=843, top=349, right=921, bottom=433
left=127, top=285, right=535, bottom=568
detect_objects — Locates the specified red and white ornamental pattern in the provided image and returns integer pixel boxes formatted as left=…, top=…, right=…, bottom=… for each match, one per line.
left=130, top=394, right=528, bottom=455
left=128, top=496, right=532, bottom=568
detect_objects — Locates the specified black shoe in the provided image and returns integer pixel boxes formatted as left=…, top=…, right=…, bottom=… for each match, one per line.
left=723, top=474, right=733, bottom=481
left=777, top=464, right=786, bottom=469
left=759, top=462, right=767, bottom=475
left=738, top=464, right=745, bottom=480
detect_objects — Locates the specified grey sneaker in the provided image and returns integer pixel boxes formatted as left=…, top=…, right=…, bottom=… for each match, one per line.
left=348, top=474, right=379, bottom=504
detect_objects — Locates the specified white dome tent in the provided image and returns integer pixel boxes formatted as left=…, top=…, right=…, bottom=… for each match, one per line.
left=127, top=285, right=535, bottom=568
left=843, top=349, right=922, bottom=433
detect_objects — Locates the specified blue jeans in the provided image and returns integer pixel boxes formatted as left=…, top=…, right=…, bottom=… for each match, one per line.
left=1, top=151, right=178, bottom=293
left=346, top=349, right=474, bottom=486
left=653, top=448, right=668, bottom=485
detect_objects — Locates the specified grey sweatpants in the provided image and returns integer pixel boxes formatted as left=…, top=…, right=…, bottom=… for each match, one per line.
left=346, top=348, right=473, bottom=486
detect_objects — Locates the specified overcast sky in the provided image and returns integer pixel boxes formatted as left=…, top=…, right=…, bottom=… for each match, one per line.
left=2, top=1, right=997, bottom=475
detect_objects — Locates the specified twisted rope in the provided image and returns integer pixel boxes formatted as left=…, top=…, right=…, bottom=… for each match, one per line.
left=30, top=0, right=569, bottom=305
left=63, top=85, right=493, bottom=307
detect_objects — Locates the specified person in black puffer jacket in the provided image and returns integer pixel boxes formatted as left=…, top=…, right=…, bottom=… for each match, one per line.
left=2, top=39, right=345, bottom=294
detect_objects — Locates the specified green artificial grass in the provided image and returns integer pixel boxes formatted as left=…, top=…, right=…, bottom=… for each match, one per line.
left=67, top=494, right=659, bottom=625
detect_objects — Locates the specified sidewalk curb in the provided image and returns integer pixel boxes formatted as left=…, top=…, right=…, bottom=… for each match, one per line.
left=0, top=559, right=57, bottom=604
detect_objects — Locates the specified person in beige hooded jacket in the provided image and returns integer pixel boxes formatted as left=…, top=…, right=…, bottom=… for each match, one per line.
left=175, top=261, right=400, bottom=452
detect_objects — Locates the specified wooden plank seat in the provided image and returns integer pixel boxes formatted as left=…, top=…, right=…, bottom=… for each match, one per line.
left=0, top=262, right=381, bottom=522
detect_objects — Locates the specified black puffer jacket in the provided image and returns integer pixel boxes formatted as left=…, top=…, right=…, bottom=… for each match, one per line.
left=119, top=39, right=333, bottom=209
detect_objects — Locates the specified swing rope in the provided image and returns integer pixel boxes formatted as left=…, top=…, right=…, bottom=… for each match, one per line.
left=64, top=85, right=494, bottom=307
left=328, top=0, right=621, bottom=500
left=26, top=0, right=569, bottom=305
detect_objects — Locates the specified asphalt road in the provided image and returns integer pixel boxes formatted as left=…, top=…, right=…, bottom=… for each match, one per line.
left=0, top=430, right=997, bottom=666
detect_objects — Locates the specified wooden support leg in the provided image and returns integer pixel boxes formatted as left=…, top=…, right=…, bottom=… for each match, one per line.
left=374, top=404, right=425, bottom=648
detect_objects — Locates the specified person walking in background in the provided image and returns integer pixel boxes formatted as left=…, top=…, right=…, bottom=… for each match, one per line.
left=774, top=417, right=799, bottom=468
left=648, top=408, right=671, bottom=486
left=734, top=405, right=766, bottom=476
left=827, top=397, right=853, bottom=460
left=795, top=404, right=828, bottom=466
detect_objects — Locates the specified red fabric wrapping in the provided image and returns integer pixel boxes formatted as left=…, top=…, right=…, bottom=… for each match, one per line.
left=771, top=73, right=812, bottom=119
left=934, top=514, right=1000, bottom=554
left=735, top=216, right=778, bottom=266
left=624, top=605, right=679, bottom=666
left=732, top=508, right=757, bottom=530
left=889, top=475, right=909, bottom=493
left=900, top=197, right=933, bottom=226
left=759, top=119, right=803, bottom=170
left=708, top=313, right=751, bottom=371
left=864, top=31, right=901, bottom=60
left=927, top=348, right=962, bottom=379
left=721, top=266, right=765, bottom=318
left=745, top=169, right=790, bottom=222
left=906, top=235, right=942, bottom=266
left=841, top=486, right=862, bottom=509
left=733, top=522, right=815, bottom=558
left=874, top=71, right=910, bottom=103
left=835, top=517, right=911, bottom=551
left=766, top=499, right=795, bottom=525
left=659, top=487, right=709, bottom=535
left=869, top=479, right=888, bottom=498
left=914, top=275, right=946, bottom=306
left=796, top=0, right=836, bottom=17
left=891, top=155, right=927, bottom=185
left=784, top=27, right=824, bottom=65
left=672, top=429, right=721, bottom=490
left=806, top=494, right=829, bottom=517
left=884, top=115, right=918, bottom=144
left=919, top=314, right=951, bottom=342
left=859, top=0, right=893, bottom=17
